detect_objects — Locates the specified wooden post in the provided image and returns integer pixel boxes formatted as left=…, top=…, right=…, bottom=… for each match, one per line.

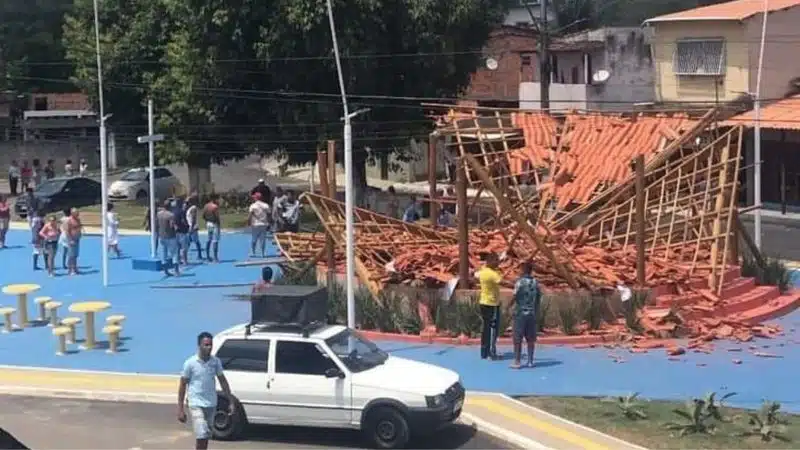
left=326, top=140, right=337, bottom=288
left=729, top=210, right=740, bottom=265
left=634, top=154, right=646, bottom=287
left=428, top=135, right=439, bottom=224
left=456, top=160, right=470, bottom=289
left=781, top=160, right=787, bottom=215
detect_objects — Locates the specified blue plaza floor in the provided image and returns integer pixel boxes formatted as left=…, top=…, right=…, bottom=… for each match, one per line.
left=0, top=229, right=798, bottom=411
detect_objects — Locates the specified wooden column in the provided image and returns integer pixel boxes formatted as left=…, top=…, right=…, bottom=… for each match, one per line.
left=428, top=135, right=439, bottom=223
left=634, top=154, right=646, bottom=287
left=456, top=160, right=470, bottom=289
left=326, top=140, right=337, bottom=287
left=729, top=210, right=740, bottom=265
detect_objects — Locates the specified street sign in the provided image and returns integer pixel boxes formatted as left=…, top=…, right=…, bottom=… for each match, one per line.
left=137, top=134, right=165, bottom=144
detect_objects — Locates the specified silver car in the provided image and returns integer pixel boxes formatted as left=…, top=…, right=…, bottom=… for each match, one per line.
left=108, top=167, right=183, bottom=202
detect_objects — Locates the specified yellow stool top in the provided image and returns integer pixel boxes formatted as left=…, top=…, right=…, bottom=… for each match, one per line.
left=61, top=317, right=82, bottom=326
left=52, top=326, right=71, bottom=336
left=69, top=301, right=111, bottom=314
left=0, top=307, right=16, bottom=315
left=2, top=284, right=41, bottom=295
left=44, top=301, right=62, bottom=310
left=102, top=325, right=122, bottom=334
left=106, top=315, right=126, bottom=323
left=35, top=296, right=53, bottom=305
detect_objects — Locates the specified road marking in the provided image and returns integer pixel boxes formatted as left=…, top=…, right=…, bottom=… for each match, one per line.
left=467, top=397, right=611, bottom=450
left=461, top=412, right=552, bottom=450
left=0, top=368, right=176, bottom=392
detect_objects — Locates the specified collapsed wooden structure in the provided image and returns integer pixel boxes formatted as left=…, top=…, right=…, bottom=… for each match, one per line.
left=275, top=105, right=762, bottom=300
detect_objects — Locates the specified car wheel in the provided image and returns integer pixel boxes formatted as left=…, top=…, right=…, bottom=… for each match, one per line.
left=135, top=190, right=148, bottom=201
left=211, top=393, right=246, bottom=441
left=365, top=406, right=410, bottom=449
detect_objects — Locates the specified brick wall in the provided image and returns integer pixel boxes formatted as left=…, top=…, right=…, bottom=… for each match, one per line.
left=464, top=26, right=538, bottom=102
left=29, top=93, right=91, bottom=111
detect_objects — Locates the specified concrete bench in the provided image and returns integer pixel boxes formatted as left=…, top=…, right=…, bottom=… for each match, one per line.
left=53, top=326, right=71, bottom=356
left=105, top=315, right=126, bottom=326
left=0, top=307, right=16, bottom=333
left=45, top=301, right=62, bottom=327
left=102, top=325, right=123, bottom=353
left=61, top=317, right=82, bottom=344
left=34, top=296, right=53, bottom=322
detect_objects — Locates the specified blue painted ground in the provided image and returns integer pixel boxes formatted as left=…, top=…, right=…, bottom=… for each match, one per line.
left=0, top=229, right=798, bottom=411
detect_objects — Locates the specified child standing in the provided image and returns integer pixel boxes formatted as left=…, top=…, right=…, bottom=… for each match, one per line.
left=106, top=202, right=122, bottom=257
left=30, top=210, right=44, bottom=271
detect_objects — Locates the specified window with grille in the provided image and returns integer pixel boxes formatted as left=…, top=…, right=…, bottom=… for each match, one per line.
left=673, top=39, right=725, bottom=75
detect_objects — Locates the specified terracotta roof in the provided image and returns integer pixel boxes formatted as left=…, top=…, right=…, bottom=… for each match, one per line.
left=645, top=0, right=800, bottom=23
left=722, top=95, right=800, bottom=130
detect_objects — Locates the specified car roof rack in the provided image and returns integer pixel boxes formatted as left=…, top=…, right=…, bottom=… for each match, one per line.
left=244, top=320, right=326, bottom=338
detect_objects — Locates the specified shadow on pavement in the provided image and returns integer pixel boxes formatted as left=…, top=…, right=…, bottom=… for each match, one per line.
left=240, top=422, right=478, bottom=449
left=0, top=427, right=30, bottom=449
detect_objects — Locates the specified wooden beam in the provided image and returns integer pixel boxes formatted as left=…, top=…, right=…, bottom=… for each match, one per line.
left=457, top=160, right=470, bottom=289
left=428, top=135, right=439, bottom=222
left=463, top=153, right=581, bottom=289
left=634, top=154, right=646, bottom=287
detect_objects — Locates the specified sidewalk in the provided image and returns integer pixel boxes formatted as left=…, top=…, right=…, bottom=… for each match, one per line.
left=0, top=366, right=646, bottom=450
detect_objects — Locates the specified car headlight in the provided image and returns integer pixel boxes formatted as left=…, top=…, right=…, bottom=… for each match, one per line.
left=425, top=394, right=446, bottom=408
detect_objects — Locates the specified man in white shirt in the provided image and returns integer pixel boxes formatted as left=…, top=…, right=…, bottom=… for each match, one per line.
left=281, top=190, right=301, bottom=233
left=248, top=192, right=271, bottom=258
left=271, top=187, right=285, bottom=232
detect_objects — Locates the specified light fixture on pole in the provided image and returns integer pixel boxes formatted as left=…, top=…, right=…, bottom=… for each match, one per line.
left=93, top=0, right=110, bottom=287
left=325, top=0, right=371, bottom=330
left=137, top=99, right=165, bottom=258
left=753, top=0, right=769, bottom=250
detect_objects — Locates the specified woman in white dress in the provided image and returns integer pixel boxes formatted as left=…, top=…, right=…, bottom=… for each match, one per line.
left=106, top=202, right=122, bottom=257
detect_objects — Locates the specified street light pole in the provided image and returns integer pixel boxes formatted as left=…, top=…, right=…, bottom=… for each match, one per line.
left=137, top=99, right=165, bottom=258
left=753, top=0, right=769, bottom=250
left=93, top=0, right=109, bottom=287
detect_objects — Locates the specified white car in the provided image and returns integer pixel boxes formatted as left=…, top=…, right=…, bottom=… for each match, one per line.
left=209, top=322, right=465, bottom=449
left=108, top=167, right=182, bottom=202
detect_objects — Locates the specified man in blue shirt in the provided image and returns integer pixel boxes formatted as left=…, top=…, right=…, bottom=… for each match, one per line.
left=510, top=262, right=541, bottom=369
left=178, top=332, right=233, bottom=449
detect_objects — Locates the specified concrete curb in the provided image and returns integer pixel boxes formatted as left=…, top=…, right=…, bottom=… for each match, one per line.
left=0, top=385, right=173, bottom=404
left=460, top=412, right=550, bottom=450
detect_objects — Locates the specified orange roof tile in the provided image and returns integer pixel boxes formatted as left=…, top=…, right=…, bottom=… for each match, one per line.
left=645, top=0, right=800, bottom=23
left=722, top=95, right=800, bottom=130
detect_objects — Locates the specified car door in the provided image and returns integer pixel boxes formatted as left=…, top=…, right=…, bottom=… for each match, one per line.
left=267, top=339, right=353, bottom=427
left=214, top=338, right=277, bottom=422
left=71, top=179, right=100, bottom=207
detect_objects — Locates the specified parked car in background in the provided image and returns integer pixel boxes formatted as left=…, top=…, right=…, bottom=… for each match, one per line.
left=108, top=167, right=183, bottom=203
left=14, top=177, right=101, bottom=218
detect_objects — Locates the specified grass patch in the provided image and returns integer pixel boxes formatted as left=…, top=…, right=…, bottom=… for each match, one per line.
left=519, top=396, right=798, bottom=449
left=82, top=202, right=250, bottom=230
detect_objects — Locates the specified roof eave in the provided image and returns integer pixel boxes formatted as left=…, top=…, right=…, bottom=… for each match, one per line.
left=643, top=16, right=738, bottom=25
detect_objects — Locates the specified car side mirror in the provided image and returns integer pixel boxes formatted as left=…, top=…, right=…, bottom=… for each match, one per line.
left=325, top=368, right=344, bottom=379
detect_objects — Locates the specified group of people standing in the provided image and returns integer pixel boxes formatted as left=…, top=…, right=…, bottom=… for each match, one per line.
left=150, top=194, right=221, bottom=277
left=7, top=158, right=89, bottom=196
left=29, top=207, right=84, bottom=277
left=248, top=180, right=301, bottom=258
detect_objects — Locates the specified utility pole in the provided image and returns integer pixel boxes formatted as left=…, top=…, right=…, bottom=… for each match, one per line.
left=525, top=0, right=549, bottom=112
left=93, top=0, right=109, bottom=287
left=137, top=99, right=165, bottom=258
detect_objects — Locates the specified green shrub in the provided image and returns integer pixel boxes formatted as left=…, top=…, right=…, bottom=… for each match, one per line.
left=742, top=255, right=791, bottom=293
left=583, top=292, right=606, bottom=331
left=556, top=299, right=580, bottom=335
left=536, top=296, right=551, bottom=332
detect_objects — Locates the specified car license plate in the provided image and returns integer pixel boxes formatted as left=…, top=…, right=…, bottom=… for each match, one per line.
left=453, top=399, right=463, bottom=413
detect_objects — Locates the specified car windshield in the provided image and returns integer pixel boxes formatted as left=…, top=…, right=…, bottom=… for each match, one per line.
left=120, top=170, right=147, bottom=182
left=35, top=180, right=67, bottom=196
left=325, top=329, right=388, bottom=373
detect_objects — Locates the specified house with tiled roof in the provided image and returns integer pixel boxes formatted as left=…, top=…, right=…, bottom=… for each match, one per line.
left=644, top=0, right=800, bottom=105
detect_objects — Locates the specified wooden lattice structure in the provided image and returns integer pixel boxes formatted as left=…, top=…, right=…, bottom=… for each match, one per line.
left=579, top=126, right=744, bottom=295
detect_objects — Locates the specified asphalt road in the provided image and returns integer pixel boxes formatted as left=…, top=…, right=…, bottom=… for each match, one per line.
left=739, top=217, right=800, bottom=261
left=0, top=396, right=508, bottom=450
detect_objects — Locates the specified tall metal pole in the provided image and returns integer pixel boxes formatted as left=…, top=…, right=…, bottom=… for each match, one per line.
left=325, top=0, right=355, bottom=330
left=147, top=99, right=157, bottom=258
left=539, top=0, right=550, bottom=112
left=93, top=0, right=109, bottom=287
left=753, top=0, right=768, bottom=250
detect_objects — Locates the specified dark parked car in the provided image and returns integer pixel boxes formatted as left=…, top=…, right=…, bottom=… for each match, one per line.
left=14, top=177, right=102, bottom=219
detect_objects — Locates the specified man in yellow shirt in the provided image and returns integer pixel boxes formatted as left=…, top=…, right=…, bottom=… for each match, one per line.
left=477, top=253, right=502, bottom=360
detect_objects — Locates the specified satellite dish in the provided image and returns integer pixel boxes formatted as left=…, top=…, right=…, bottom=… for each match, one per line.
left=592, top=69, right=611, bottom=84
left=485, top=57, right=499, bottom=71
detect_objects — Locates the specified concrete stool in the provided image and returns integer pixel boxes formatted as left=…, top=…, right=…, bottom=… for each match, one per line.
left=0, top=307, right=16, bottom=333
left=45, top=301, right=62, bottom=327
left=34, top=296, right=53, bottom=322
left=102, top=325, right=122, bottom=354
left=61, top=317, right=82, bottom=344
left=105, top=315, right=126, bottom=326
left=53, top=326, right=71, bottom=356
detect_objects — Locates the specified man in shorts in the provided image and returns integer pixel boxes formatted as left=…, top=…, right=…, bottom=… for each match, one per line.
left=178, top=332, right=233, bottom=450
left=157, top=200, right=180, bottom=276
left=247, top=192, right=270, bottom=258
left=510, top=261, right=541, bottom=369
left=202, top=196, right=221, bottom=263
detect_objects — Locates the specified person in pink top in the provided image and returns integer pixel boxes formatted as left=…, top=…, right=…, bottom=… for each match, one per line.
left=39, top=215, right=61, bottom=277
left=0, top=194, right=10, bottom=248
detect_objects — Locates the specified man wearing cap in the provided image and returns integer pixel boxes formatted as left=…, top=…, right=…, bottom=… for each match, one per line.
left=251, top=179, right=272, bottom=205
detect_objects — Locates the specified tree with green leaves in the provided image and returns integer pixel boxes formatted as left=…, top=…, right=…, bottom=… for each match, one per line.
left=63, top=0, right=508, bottom=192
